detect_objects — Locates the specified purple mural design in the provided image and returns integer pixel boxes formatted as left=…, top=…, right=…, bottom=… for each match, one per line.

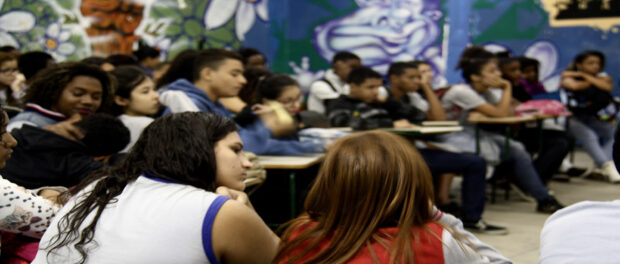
left=312, top=0, right=447, bottom=87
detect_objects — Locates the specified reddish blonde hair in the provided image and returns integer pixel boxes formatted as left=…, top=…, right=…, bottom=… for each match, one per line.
left=275, top=131, right=437, bottom=263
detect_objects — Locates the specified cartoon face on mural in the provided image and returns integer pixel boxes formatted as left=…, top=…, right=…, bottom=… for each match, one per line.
left=80, top=0, right=145, bottom=56
left=313, top=0, right=446, bottom=86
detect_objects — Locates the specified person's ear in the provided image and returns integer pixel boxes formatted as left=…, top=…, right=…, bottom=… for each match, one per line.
left=114, top=96, right=129, bottom=107
left=389, top=75, right=399, bottom=86
left=200, top=67, right=213, bottom=82
left=470, top=73, right=482, bottom=83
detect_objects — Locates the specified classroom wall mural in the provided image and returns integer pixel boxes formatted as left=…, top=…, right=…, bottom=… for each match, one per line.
left=0, top=0, right=618, bottom=94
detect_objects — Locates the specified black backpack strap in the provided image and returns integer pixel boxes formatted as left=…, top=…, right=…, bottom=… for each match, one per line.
left=321, top=78, right=338, bottom=93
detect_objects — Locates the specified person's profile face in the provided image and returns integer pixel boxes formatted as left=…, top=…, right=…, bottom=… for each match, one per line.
left=0, top=59, right=18, bottom=87
left=522, top=65, right=538, bottom=83
left=477, top=60, right=502, bottom=87
left=417, top=63, right=434, bottom=84
left=577, top=55, right=602, bottom=75
left=125, top=77, right=159, bottom=116
left=351, top=77, right=382, bottom=104
left=210, top=59, right=247, bottom=98
left=394, top=68, right=421, bottom=92
left=276, top=85, right=302, bottom=115
left=214, top=132, right=252, bottom=191
left=0, top=112, right=17, bottom=168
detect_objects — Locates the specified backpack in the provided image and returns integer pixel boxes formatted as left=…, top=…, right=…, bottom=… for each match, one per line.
left=515, top=99, right=571, bottom=117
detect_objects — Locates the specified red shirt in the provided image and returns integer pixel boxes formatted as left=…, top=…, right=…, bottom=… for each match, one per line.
left=280, top=222, right=447, bottom=264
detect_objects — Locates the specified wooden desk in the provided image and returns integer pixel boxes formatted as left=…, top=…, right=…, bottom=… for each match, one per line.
left=467, top=113, right=556, bottom=156
left=467, top=114, right=536, bottom=124
left=422, top=120, right=459, bottom=126
left=258, top=154, right=323, bottom=169
left=258, top=154, right=324, bottom=219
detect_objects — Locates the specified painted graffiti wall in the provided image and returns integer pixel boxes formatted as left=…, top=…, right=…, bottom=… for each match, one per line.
left=0, top=0, right=618, bottom=94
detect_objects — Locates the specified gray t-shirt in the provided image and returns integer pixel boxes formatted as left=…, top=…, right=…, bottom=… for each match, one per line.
left=441, top=83, right=501, bottom=123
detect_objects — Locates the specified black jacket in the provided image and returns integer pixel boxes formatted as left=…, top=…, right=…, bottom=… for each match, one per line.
left=0, top=125, right=104, bottom=189
left=326, top=95, right=427, bottom=130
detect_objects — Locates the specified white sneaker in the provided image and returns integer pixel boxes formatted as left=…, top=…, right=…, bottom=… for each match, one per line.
left=601, top=161, right=620, bottom=184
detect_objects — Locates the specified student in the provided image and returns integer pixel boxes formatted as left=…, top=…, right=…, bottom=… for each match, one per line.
left=33, top=112, right=279, bottom=264
left=440, top=46, right=563, bottom=213
left=221, top=47, right=270, bottom=114
left=238, top=66, right=271, bottom=104
left=0, top=113, right=130, bottom=189
left=234, top=73, right=299, bottom=136
left=0, top=106, right=62, bottom=256
left=519, top=57, right=590, bottom=178
left=0, top=52, right=20, bottom=107
left=275, top=131, right=510, bottom=263
left=155, top=49, right=199, bottom=89
left=385, top=61, right=445, bottom=120
left=307, top=51, right=361, bottom=114
left=133, top=41, right=161, bottom=76
left=381, top=63, right=506, bottom=234
left=497, top=55, right=572, bottom=184
left=17, top=51, right=55, bottom=83
left=152, top=61, right=170, bottom=84
left=8, top=62, right=113, bottom=141
left=327, top=67, right=425, bottom=129
left=539, top=128, right=620, bottom=263
left=498, top=56, right=545, bottom=102
left=562, top=50, right=620, bottom=182
left=159, top=48, right=324, bottom=155
left=238, top=47, right=267, bottom=69
left=110, top=65, right=159, bottom=152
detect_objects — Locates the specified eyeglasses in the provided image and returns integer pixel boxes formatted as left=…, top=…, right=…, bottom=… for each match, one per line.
left=0, top=68, right=17, bottom=75
left=277, top=96, right=302, bottom=106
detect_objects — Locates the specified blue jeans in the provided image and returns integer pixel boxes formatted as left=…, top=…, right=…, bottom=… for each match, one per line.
left=568, top=115, right=616, bottom=167
left=420, top=149, right=487, bottom=222
left=489, top=135, right=551, bottom=201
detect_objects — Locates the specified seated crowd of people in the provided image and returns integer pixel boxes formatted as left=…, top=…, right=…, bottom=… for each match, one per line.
left=0, top=41, right=614, bottom=263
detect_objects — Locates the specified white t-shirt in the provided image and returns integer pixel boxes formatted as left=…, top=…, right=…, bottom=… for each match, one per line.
left=307, top=69, right=349, bottom=114
left=540, top=200, right=620, bottom=264
left=118, top=115, right=154, bottom=153
left=34, top=176, right=227, bottom=264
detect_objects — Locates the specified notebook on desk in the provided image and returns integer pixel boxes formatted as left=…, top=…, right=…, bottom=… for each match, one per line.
left=421, top=121, right=460, bottom=127
left=383, top=126, right=463, bottom=134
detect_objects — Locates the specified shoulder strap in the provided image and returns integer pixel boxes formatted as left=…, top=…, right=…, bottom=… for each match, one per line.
left=321, top=78, right=338, bottom=93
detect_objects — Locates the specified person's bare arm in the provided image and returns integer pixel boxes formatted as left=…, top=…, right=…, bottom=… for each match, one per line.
left=253, top=104, right=297, bottom=138
left=419, top=83, right=446, bottom=121
left=582, top=74, right=614, bottom=92
left=211, top=197, right=279, bottom=264
left=42, top=114, right=84, bottom=141
left=562, top=71, right=591, bottom=91
left=220, top=97, right=248, bottom=114
left=473, top=78, right=513, bottom=117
